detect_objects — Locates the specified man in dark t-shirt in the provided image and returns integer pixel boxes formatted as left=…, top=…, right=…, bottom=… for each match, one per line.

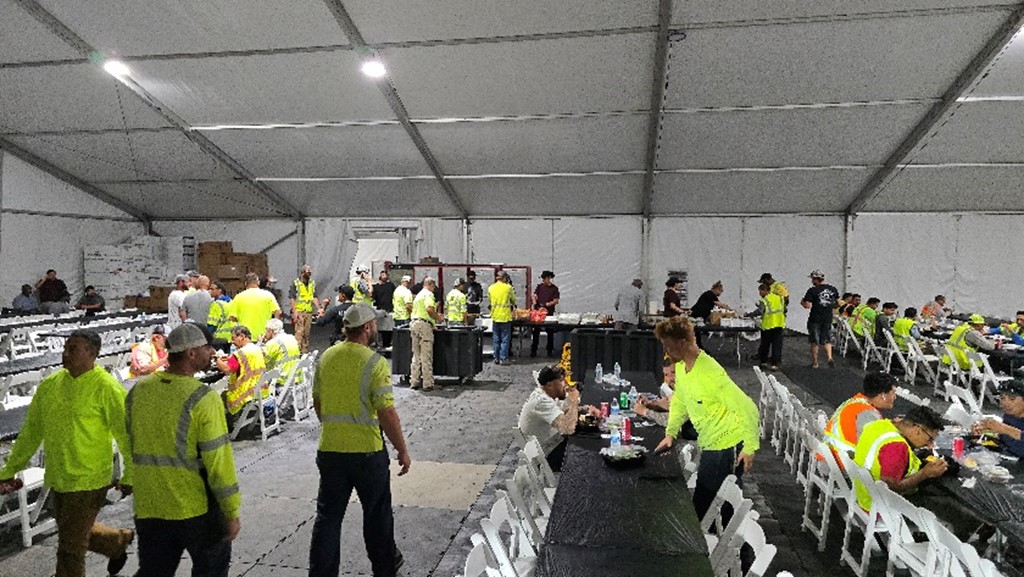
left=800, top=270, right=839, bottom=368
left=689, top=281, right=732, bottom=322
left=531, top=271, right=560, bottom=357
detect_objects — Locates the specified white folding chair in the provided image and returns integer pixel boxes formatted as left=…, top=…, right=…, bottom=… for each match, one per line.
left=802, top=436, right=852, bottom=552
left=228, top=372, right=267, bottom=441
left=256, top=369, right=282, bottom=441
left=941, top=344, right=968, bottom=390
left=479, top=518, right=536, bottom=577
left=276, top=355, right=313, bottom=421
left=753, top=366, right=775, bottom=439
left=884, top=330, right=914, bottom=382
left=701, top=477, right=755, bottom=571
left=929, top=516, right=1003, bottom=577
left=838, top=317, right=863, bottom=358
left=838, top=454, right=892, bottom=577
left=521, top=437, right=557, bottom=489
left=504, top=471, right=548, bottom=547
left=863, top=332, right=889, bottom=371
left=784, top=397, right=809, bottom=474
left=716, top=510, right=778, bottom=577
left=460, top=533, right=503, bottom=577
left=894, top=386, right=931, bottom=407
left=487, top=490, right=537, bottom=563
left=944, top=381, right=982, bottom=416
left=975, top=352, right=1012, bottom=408
left=905, top=338, right=940, bottom=389
left=769, top=378, right=792, bottom=455
left=0, top=464, right=57, bottom=547
left=873, top=483, right=943, bottom=577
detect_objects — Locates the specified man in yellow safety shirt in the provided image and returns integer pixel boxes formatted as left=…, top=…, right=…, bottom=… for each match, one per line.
left=892, top=307, right=923, bottom=352
left=488, top=271, right=517, bottom=365
left=654, top=316, right=760, bottom=520
left=307, top=303, right=410, bottom=577
left=747, top=282, right=786, bottom=370
left=349, top=265, right=374, bottom=305
left=392, top=275, right=414, bottom=329
left=852, top=406, right=946, bottom=511
left=942, top=314, right=995, bottom=370
left=261, top=318, right=302, bottom=386
left=126, top=323, right=242, bottom=576
left=290, top=264, right=321, bottom=354
left=851, top=297, right=880, bottom=338
left=410, top=277, right=443, bottom=391
left=446, top=277, right=468, bottom=325
left=227, top=272, right=281, bottom=338
left=0, top=330, right=135, bottom=577
left=215, top=325, right=267, bottom=434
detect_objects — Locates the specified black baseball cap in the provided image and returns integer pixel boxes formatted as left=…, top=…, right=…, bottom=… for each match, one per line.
left=999, top=380, right=1024, bottom=397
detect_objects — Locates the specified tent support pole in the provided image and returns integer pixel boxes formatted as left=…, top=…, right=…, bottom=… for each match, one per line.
left=640, top=0, right=674, bottom=219
left=298, top=220, right=307, bottom=268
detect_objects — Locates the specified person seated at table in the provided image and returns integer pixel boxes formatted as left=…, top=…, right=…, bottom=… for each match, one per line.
left=260, top=318, right=301, bottom=386
left=634, top=359, right=698, bottom=442
left=128, top=325, right=169, bottom=378
left=653, top=317, right=760, bottom=520
left=852, top=406, right=947, bottom=511
left=892, top=307, right=923, bottom=352
left=921, top=294, right=952, bottom=322
left=942, top=313, right=995, bottom=370
left=76, top=285, right=106, bottom=317
left=835, top=292, right=852, bottom=315
left=873, top=302, right=898, bottom=347
left=839, top=293, right=861, bottom=318
left=973, top=379, right=1024, bottom=458
left=517, top=366, right=600, bottom=472
left=822, top=372, right=896, bottom=467
left=850, top=297, right=880, bottom=339
left=989, top=310, right=1024, bottom=346
left=11, top=284, right=39, bottom=313
left=215, top=325, right=267, bottom=431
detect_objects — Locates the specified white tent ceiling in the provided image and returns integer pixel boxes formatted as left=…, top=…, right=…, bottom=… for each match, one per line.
left=2, top=0, right=1023, bottom=222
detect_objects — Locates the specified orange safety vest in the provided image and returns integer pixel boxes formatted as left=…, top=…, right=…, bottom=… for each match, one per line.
left=819, top=394, right=880, bottom=467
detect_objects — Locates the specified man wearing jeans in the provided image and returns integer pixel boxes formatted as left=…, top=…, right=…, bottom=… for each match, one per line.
left=309, top=304, right=411, bottom=577
left=654, top=316, right=760, bottom=520
left=488, top=271, right=516, bottom=365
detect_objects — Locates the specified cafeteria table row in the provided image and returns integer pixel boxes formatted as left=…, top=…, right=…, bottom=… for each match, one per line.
left=537, top=371, right=714, bottom=577
left=0, top=308, right=151, bottom=334
left=36, top=315, right=167, bottom=339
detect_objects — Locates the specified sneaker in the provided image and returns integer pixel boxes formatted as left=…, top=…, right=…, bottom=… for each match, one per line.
left=107, top=530, right=134, bottom=575
left=423, top=385, right=434, bottom=392
left=409, top=381, right=422, bottom=390
left=827, top=358, right=835, bottom=368
left=769, top=365, right=780, bottom=371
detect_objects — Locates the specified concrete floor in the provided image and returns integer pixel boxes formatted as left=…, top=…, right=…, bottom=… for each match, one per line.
left=0, top=327, right=1013, bottom=577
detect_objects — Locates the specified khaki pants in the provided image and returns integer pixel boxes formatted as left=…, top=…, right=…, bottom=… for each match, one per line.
left=294, top=310, right=312, bottom=353
left=53, top=488, right=133, bottom=577
left=410, top=319, right=435, bottom=389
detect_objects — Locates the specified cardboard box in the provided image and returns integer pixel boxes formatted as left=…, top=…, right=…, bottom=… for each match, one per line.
left=218, top=265, right=244, bottom=279
left=246, top=253, right=269, bottom=278
left=225, top=254, right=250, bottom=266
left=123, top=296, right=138, bottom=309
left=419, top=256, right=441, bottom=264
left=221, top=280, right=245, bottom=296
left=198, top=241, right=233, bottom=255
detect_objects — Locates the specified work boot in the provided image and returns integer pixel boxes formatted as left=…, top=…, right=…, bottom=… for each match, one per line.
left=409, top=381, right=422, bottom=390
left=107, top=529, right=134, bottom=575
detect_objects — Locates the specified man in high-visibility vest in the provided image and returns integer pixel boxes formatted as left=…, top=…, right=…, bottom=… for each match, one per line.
left=758, top=272, right=789, bottom=311
left=410, top=277, right=443, bottom=391
left=262, top=318, right=302, bottom=387
left=822, top=373, right=896, bottom=468
left=0, top=330, right=135, bottom=577
left=990, top=310, right=1024, bottom=346
left=942, top=314, right=995, bottom=370
left=892, top=307, right=923, bottom=352
left=445, top=277, right=468, bottom=325
left=207, top=280, right=235, bottom=353
left=852, top=406, right=946, bottom=511
left=349, top=264, right=374, bottom=305
left=128, top=324, right=169, bottom=378
left=488, top=271, right=517, bottom=365
left=747, top=282, right=786, bottom=370
left=850, top=297, right=880, bottom=338
left=215, top=325, right=266, bottom=433
left=391, top=275, right=414, bottom=329
left=308, top=303, right=410, bottom=577
left=290, top=264, right=321, bottom=354
left=127, top=323, right=242, bottom=576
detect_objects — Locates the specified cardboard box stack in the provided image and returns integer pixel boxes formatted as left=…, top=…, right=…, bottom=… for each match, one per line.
left=85, top=236, right=187, bottom=312
left=196, top=242, right=270, bottom=297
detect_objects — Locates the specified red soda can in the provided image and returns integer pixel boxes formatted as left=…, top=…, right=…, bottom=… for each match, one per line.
left=600, top=402, right=609, bottom=418
left=953, top=437, right=965, bottom=460
left=623, top=417, right=632, bottom=442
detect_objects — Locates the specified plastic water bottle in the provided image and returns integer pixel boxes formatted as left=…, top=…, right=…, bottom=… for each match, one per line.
left=628, top=385, right=639, bottom=410
left=613, top=362, right=621, bottom=380
left=595, top=363, right=603, bottom=384
left=230, top=344, right=237, bottom=356
left=610, top=396, right=619, bottom=416
left=609, top=425, right=621, bottom=450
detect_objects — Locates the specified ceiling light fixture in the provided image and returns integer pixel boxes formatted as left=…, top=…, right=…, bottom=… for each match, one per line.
left=361, top=59, right=387, bottom=79
left=103, top=59, right=131, bottom=78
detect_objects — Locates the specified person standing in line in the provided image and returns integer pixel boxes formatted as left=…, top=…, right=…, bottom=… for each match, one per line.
left=228, top=273, right=281, bottom=338
left=663, top=277, right=685, bottom=318
left=391, top=275, right=414, bottom=329
left=614, top=278, right=644, bottom=330
left=530, top=271, right=560, bottom=358
left=349, top=265, right=374, bottom=305
left=758, top=272, right=789, bottom=311
left=127, top=323, right=241, bottom=577
left=464, top=270, right=483, bottom=324
left=290, top=265, right=321, bottom=354
left=0, top=330, right=135, bottom=577
left=488, top=271, right=517, bottom=365
left=654, top=317, right=760, bottom=520
left=308, top=304, right=410, bottom=577
left=800, top=270, right=840, bottom=369
left=747, top=283, right=786, bottom=370
left=373, top=271, right=397, bottom=348
left=167, top=274, right=190, bottom=331
left=445, top=277, right=468, bottom=325
left=410, top=277, right=443, bottom=391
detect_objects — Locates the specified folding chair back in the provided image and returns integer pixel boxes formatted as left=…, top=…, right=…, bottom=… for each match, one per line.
left=874, top=485, right=943, bottom=577
left=463, top=533, right=503, bottom=577
left=802, top=437, right=852, bottom=551
left=479, top=518, right=536, bottom=577
left=976, top=352, right=1011, bottom=408
left=276, top=355, right=314, bottom=421
left=700, top=474, right=743, bottom=534
left=488, top=490, right=537, bottom=561
left=840, top=463, right=892, bottom=577
left=504, top=473, right=547, bottom=547
left=0, top=465, right=57, bottom=547
left=257, top=369, right=282, bottom=441
left=944, top=381, right=982, bottom=416
left=894, top=386, right=930, bottom=407
left=929, top=516, right=1000, bottom=577
left=522, top=436, right=557, bottom=488
left=884, top=330, right=913, bottom=380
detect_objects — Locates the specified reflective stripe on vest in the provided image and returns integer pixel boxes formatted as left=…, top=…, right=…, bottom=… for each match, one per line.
left=294, top=279, right=316, bottom=313
left=350, top=278, right=371, bottom=304
left=761, top=294, right=785, bottom=330
left=210, top=301, right=233, bottom=341
left=854, top=421, right=921, bottom=511
left=127, top=385, right=210, bottom=471
left=227, top=345, right=263, bottom=412
left=320, top=352, right=388, bottom=428
left=893, top=318, right=915, bottom=350
left=944, top=323, right=977, bottom=368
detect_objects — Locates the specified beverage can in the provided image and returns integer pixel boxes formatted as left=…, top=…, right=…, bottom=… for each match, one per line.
left=620, top=392, right=629, bottom=411
left=953, top=437, right=965, bottom=460
left=600, top=402, right=609, bottom=417
left=623, top=417, right=632, bottom=441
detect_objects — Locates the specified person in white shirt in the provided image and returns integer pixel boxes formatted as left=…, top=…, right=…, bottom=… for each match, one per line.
left=166, top=274, right=190, bottom=330
left=614, top=278, right=644, bottom=329
left=517, top=366, right=600, bottom=471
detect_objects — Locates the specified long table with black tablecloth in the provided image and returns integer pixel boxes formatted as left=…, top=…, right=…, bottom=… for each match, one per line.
left=537, top=371, right=714, bottom=577
left=0, top=342, right=134, bottom=377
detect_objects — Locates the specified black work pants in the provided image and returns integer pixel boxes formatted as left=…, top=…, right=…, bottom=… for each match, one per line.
left=135, top=509, right=231, bottom=577
left=309, top=449, right=399, bottom=577
left=692, top=443, right=746, bottom=523
left=531, top=326, right=555, bottom=356
left=758, top=327, right=784, bottom=365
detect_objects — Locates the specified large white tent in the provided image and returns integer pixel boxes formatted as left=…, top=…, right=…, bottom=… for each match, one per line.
left=2, top=0, right=1024, bottom=327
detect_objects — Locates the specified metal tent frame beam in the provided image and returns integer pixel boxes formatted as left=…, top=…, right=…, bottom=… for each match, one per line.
left=641, top=0, right=673, bottom=219
left=845, top=4, right=1024, bottom=215
left=321, top=0, right=470, bottom=219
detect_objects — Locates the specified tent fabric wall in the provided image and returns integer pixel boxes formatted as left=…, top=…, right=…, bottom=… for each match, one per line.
left=847, top=213, right=1023, bottom=319
left=0, top=153, right=145, bottom=301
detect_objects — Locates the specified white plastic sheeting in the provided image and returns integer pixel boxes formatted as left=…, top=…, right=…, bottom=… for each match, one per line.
left=649, top=216, right=846, bottom=331
left=0, top=154, right=144, bottom=301
left=847, top=213, right=1024, bottom=319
